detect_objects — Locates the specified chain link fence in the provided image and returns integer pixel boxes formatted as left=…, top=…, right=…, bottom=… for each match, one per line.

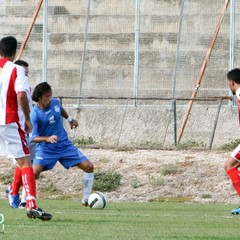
left=0, top=0, right=238, bottom=148
left=0, top=0, right=233, bottom=104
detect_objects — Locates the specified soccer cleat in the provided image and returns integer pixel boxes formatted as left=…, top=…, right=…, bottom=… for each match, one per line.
left=27, top=208, right=52, bottom=221
left=231, top=207, right=240, bottom=215
left=18, top=202, right=26, bottom=209
left=5, top=186, right=20, bottom=208
left=82, top=199, right=88, bottom=207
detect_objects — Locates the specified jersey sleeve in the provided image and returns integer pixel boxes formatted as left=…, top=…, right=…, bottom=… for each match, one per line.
left=29, top=107, right=39, bottom=142
left=14, top=65, right=30, bottom=94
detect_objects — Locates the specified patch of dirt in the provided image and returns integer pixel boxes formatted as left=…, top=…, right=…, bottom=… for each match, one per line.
left=0, top=149, right=238, bottom=204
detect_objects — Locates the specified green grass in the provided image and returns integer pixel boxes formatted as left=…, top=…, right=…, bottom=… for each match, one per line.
left=0, top=200, right=240, bottom=240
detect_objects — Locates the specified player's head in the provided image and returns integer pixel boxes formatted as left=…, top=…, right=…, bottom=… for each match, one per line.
left=0, top=36, right=17, bottom=60
left=227, top=68, right=240, bottom=95
left=32, top=82, right=52, bottom=108
left=15, top=60, right=29, bottom=76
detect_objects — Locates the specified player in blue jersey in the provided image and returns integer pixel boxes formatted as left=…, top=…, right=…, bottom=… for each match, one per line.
left=30, top=82, right=94, bottom=206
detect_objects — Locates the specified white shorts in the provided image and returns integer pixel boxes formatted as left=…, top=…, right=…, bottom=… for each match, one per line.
left=0, top=122, right=30, bottom=159
left=231, top=144, right=240, bottom=162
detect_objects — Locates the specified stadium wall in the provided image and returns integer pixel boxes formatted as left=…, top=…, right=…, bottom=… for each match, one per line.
left=0, top=0, right=239, bottom=148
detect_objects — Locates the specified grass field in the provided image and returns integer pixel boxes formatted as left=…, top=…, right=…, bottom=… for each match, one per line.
left=0, top=199, right=240, bottom=240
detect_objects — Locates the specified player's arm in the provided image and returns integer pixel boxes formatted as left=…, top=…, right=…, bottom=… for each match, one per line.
left=32, top=135, right=58, bottom=143
left=17, top=91, right=32, bottom=134
left=61, top=107, right=78, bottom=129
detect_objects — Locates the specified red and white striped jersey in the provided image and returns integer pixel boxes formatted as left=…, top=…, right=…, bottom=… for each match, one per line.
left=0, top=58, right=30, bottom=125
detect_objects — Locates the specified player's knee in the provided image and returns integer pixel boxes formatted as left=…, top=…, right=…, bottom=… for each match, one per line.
left=86, top=162, right=94, bottom=172
left=33, top=168, right=41, bottom=179
left=224, top=162, right=230, bottom=172
left=83, top=161, right=94, bottom=173
left=224, top=157, right=240, bottom=172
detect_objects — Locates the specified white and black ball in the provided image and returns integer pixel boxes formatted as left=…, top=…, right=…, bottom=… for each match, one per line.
left=88, top=192, right=107, bottom=209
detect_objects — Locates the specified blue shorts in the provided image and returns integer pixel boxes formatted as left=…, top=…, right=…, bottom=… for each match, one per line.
left=33, top=141, right=88, bottom=170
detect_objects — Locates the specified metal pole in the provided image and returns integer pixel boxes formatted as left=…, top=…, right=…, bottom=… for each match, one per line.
left=134, top=0, right=140, bottom=107
left=172, top=0, right=185, bottom=97
left=229, top=0, right=235, bottom=107
left=209, top=99, right=223, bottom=150
left=173, top=100, right=177, bottom=146
left=78, top=0, right=91, bottom=106
left=42, top=0, right=48, bottom=82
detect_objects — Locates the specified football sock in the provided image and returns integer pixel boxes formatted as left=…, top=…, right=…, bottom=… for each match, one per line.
left=21, top=167, right=37, bottom=209
left=227, top=167, right=240, bottom=196
left=21, top=187, right=26, bottom=203
left=11, top=166, right=22, bottom=195
left=82, top=172, right=94, bottom=201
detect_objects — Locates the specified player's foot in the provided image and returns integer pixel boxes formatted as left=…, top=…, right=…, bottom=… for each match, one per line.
left=231, top=206, right=240, bottom=215
left=82, top=199, right=88, bottom=207
left=27, top=208, right=52, bottom=221
left=5, top=186, right=20, bottom=208
left=19, top=202, right=26, bottom=209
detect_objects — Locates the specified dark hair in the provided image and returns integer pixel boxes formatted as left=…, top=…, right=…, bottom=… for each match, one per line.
left=32, top=82, right=52, bottom=102
left=227, top=68, right=240, bottom=84
left=0, top=36, right=17, bottom=58
left=14, top=59, right=29, bottom=67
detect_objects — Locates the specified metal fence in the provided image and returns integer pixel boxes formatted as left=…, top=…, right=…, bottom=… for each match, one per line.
left=0, top=0, right=236, bottom=107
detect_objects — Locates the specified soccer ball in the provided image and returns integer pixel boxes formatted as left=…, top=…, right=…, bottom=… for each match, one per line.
left=88, top=192, right=107, bottom=209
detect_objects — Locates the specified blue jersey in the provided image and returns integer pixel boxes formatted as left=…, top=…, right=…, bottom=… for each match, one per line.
left=30, top=98, right=68, bottom=150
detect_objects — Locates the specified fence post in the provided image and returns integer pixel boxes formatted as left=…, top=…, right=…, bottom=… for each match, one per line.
left=134, top=0, right=140, bottom=107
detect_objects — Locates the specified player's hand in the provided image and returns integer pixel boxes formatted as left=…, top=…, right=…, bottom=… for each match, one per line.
left=69, top=119, right=78, bottom=129
left=25, top=120, right=32, bottom=134
left=47, top=135, right=58, bottom=143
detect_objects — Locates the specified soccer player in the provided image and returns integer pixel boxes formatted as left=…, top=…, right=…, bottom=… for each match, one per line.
left=6, top=60, right=36, bottom=209
left=225, top=68, right=240, bottom=214
left=30, top=82, right=94, bottom=206
left=0, top=36, right=52, bottom=220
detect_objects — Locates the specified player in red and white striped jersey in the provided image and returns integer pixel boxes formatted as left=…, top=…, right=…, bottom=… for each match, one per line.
left=225, top=68, right=240, bottom=215
left=0, top=36, right=51, bottom=221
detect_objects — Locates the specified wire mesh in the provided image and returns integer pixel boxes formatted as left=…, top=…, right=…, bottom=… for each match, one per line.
left=0, top=0, right=232, bottom=106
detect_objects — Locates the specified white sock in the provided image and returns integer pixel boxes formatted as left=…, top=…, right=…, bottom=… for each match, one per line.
left=21, top=187, right=26, bottom=203
left=82, top=172, right=94, bottom=201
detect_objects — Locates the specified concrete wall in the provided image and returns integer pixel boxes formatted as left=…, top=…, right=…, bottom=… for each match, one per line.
left=64, top=103, right=239, bottom=149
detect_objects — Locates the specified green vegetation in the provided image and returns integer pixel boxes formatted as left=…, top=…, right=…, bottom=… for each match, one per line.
left=38, top=184, right=63, bottom=198
left=219, top=139, right=240, bottom=150
left=0, top=169, right=14, bottom=185
left=71, top=136, right=95, bottom=146
left=139, top=141, right=163, bottom=150
left=159, top=164, right=178, bottom=176
left=149, top=175, right=164, bottom=187
left=93, top=171, right=121, bottom=192
left=0, top=200, right=240, bottom=240
left=177, top=140, right=206, bottom=149
left=149, top=196, right=192, bottom=203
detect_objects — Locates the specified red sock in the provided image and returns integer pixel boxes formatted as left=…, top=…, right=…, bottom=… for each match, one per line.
left=227, top=167, right=240, bottom=196
left=22, top=167, right=37, bottom=209
left=11, top=166, right=22, bottom=195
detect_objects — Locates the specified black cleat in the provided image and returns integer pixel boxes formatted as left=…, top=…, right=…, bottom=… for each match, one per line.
left=19, top=202, right=26, bottom=209
left=27, top=208, right=52, bottom=221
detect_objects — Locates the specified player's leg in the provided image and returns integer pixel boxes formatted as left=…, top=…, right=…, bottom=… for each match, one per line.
left=4, top=123, right=52, bottom=220
left=19, top=187, right=26, bottom=208
left=19, top=138, right=36, bottom=208
left=76, top=161, right=94, bottom=206
left=6, top=166, right=22, bottom=208
left=15, top=156, right=52, bottom=220
left=225, top=145, right=240, bottom=214
left=33, top=164, right=45, bottom=180
left=59, top=143, right=94, bottom=206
